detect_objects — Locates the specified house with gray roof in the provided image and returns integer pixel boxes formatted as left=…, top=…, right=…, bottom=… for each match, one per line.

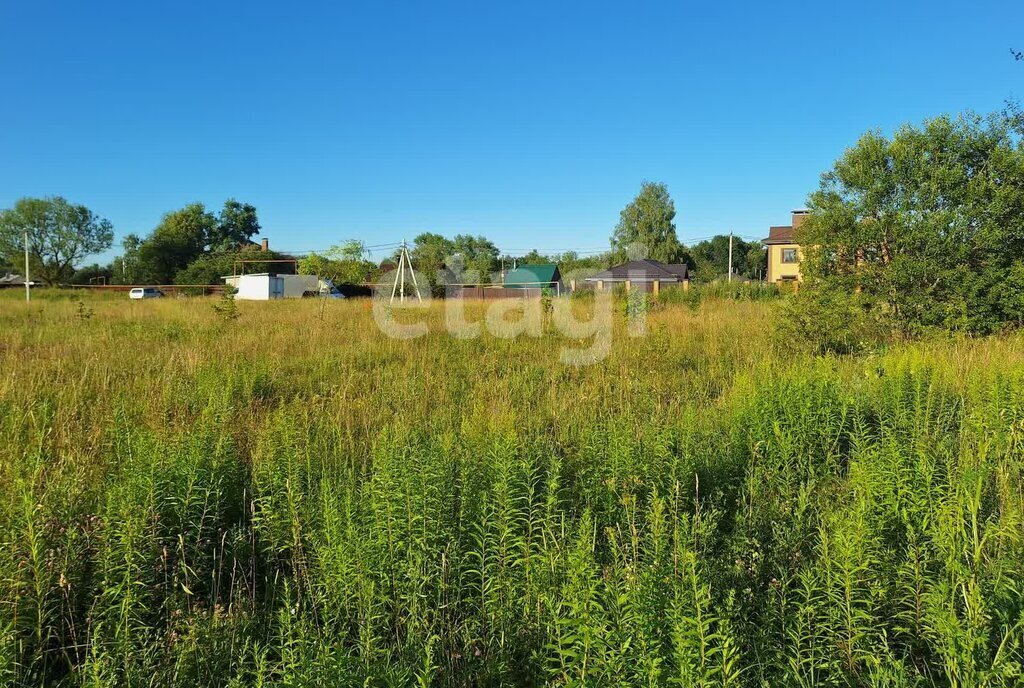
left=584, top=259, right=690, bottom=293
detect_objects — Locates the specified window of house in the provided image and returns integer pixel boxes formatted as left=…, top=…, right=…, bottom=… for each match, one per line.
left=781, top=248, right=798, bottom=263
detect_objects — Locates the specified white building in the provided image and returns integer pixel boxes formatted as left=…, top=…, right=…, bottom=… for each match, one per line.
left=222, top=273, right=343, bottom=301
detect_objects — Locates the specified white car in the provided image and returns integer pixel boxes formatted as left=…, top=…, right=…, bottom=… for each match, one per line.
left=129, top=287, right=164, bottom=300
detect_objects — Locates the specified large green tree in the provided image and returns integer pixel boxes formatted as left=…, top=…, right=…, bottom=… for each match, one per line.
left=687, top=235, right=764, bottom=281
left=512, top=249, right=549, bottom=265
left=211, top=199, right=261, bottom=251
left=407, top=233, right=453, bottom=275
left=298, top=241, right=377, bottom=285
left=0, top=196, right=114, bottom=285
left=110, top=234, right=143, bottom=284
left=611, top=182, right=682, bottom=263
left=174, top=247, right=290, bottom=286
left=792, top=111, right=1024, bottom=345
left=132, top=200, right=262, bottom=284
left=135, top=203, right=217, bottom=284
left=70, top=263, right=113, bottom=285
left=394, top=232, right=501, bottom=291
left=451, top=234, right=499, bottom=280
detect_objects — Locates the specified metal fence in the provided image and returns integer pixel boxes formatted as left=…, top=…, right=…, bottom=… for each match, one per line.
left=456, top=286, right=548, bottom=299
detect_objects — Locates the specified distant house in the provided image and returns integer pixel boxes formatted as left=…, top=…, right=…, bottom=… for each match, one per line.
left=584, top=259, right=690, bottom=293
left=763, top=210, right=808, bottom=283
left=223, top=273, right=342, bottom=300
left=503, top=264, right=563, bottom=295
left=0, top=273, right=32, bottom=289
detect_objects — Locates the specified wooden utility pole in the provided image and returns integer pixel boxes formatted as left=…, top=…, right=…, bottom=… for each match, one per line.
left=728, top=232, right=733, bottom=283
left=24, top=230, right=30, bottom=302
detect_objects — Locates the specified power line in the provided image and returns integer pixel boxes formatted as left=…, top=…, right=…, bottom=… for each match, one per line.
left=267, top=232, right=769, bottom=261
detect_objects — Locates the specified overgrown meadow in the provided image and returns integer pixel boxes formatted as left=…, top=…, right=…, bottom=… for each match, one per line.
left=1, top=292, right=1022, bottom=686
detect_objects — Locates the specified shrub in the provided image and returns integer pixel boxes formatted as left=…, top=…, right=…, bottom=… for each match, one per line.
left=777, top=287, right=887, bottom=354
left=212, top=285, right=240, bottom=321
left=657, top=281, right=780, bottom=310
left=794, top=110, right=1024, bottom=347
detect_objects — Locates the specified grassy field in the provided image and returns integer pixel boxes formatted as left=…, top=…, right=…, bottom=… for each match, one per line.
left=1, top=291, right=1023, bottom=686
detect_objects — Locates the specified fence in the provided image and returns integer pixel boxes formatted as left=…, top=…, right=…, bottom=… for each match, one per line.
left=67, top=284, right=227, bottom=296
left=456, top=286, right=547, bottom=299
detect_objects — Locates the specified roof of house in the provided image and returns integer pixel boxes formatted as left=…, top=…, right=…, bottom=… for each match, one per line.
left=762, top=226, right=797, bottom=244
left=0, top=273, right=25, bottom=285
left=662, top=263, right=690, bottom=280
left=585, top=259, right=689, bottom=282
left=503, top=263, right=561, bottom=287
left=222, top=273, right=314, bottom=280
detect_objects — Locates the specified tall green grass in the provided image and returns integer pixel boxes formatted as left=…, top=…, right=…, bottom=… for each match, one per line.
left=0, top=293, right=1022, bottom=685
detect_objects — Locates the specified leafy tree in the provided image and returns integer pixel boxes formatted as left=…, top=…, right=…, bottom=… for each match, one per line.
left=497, top=249, right=612, bottom=283
left=131, top=200, right=262, bottom=284
left=554, top=250, right=611, bottom=274
left=745, top=241, right=767, bottom=280
left=388, top=232, right=501, bottom=292
left=0, top=196, right=114, bottom=285
left=451, top=234, right=499, bottom=281
left=407, top=233, right=454, bottom=279
left=790, top=111, right=1024, bottom=346
left=110, top=234, right=143, bottom=284
left=135, top=204, right=217, bottom=283
left=211, top=200, right=261, bottom=251
left=298, top=243, right=377, bottom=286
left=611, top=182, right=682, bottom=263
left=175, top=247, right=289, bottom=286
left=687, top=235, right=764, bottom=281
left=70, top=263, right=113, bottom=285
left=687, top=236, right=729, bottom=280
left=333, top=239, right=367, bottom=262
left=514, top=249, right=550, bottom=265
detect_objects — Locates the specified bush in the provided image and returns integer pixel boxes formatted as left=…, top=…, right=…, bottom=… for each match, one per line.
left=793, top=110, right=1024, bottom=347
left=212, top=285, right=240, bottom=321
left=778, top=287, right=888, bottom=354
left=656, top=281, right=780, bottom=310
left=70, top=263, right=112, bottom=285
left=176, top=250, right=289, bottom=287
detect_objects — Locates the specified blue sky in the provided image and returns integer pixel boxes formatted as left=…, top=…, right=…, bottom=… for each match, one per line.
left=1, top=0, right=1022, bottom=264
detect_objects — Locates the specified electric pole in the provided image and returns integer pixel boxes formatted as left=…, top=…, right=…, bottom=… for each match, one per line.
left=24, top=230, right=30, bottom=302
left=390, top=239, right=422, bottom=304
left=728, top=232, right=733, bottom=283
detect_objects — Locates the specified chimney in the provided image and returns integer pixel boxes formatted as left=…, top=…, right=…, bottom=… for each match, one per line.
left=261, top=237, right=269, bottom=251
left=791, top=209, right=810, bottom=228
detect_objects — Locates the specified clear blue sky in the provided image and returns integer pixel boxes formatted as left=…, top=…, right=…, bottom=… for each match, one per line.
left=1, top=0, right=1021, bottom=264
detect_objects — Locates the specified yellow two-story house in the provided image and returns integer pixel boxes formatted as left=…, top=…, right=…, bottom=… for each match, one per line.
left=763, top=210, right=808, bottom=283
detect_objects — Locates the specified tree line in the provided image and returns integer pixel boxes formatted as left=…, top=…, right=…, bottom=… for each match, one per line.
left=0, top=186, right=765, bottom=288
left=5, top=104, right=1022, bottom=346
left=0, top=198, right=268, bottom=287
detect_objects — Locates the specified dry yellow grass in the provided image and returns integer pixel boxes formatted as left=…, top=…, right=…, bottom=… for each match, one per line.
left=0, top=292, right=1022, bottom=686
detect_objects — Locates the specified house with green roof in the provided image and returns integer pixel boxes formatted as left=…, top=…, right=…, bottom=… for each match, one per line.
left=502, top=264, right=563, bottom=295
